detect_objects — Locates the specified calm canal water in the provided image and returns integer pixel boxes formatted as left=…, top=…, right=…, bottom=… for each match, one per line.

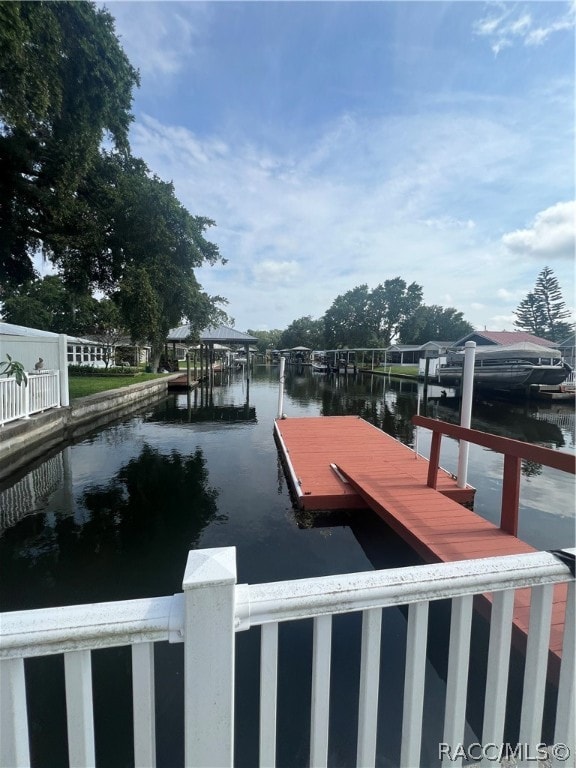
left=1, top=366, right=574, bottom=767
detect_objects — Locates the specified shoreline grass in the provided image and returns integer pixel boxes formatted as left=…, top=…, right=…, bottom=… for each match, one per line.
left=371, top=365, right=419, bottom=377
left=68, top=373, right=166, bottom=399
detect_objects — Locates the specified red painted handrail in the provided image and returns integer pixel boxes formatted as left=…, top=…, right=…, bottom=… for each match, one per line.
left=412, top=415, right=576, bottom=536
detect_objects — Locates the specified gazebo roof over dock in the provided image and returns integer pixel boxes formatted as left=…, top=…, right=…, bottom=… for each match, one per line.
left=167, top=324, right=257, bottom=346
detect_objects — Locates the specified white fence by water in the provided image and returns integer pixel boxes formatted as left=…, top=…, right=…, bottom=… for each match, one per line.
left=1, top=547, right=574, bottom=767
left=0, top=332, right=69, bottom=426
left=0, top=371, right=61, bottom=427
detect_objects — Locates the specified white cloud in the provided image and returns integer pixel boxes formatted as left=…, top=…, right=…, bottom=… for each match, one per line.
left=420, top=217, right=475, bottom=231
left=502, top=202, right=576, bottom=260
left=129, top=97, right=573, bottom=332
left=473, top=2, right=575, bottom=54
left=103, top=3, right=208, bottom=77
left=489, top=314, right=517, bottom=329
left=252, top=260, right=301, bottom=285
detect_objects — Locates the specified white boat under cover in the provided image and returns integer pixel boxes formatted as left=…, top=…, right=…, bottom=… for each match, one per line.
left=438, top=342, right=571, bottom=390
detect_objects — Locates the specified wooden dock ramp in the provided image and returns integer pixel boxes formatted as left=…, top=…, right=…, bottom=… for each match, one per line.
left=274, top=415, right=568, bottom=677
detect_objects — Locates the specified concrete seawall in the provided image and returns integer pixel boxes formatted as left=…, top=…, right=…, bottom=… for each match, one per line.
left=0, top=376, right=181, bottom=482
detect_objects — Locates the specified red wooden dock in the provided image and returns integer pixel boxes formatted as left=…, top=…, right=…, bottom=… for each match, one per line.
left=274, top=415, right=572, bottom=677
left=274, top=415, right=475, bottom=511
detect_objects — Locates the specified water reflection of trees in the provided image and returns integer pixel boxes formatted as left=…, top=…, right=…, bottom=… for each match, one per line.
left=0, top=444, right=222, bottom=610
left=283, top=371, right=418, bottom=446
left=429, top=398, right=568, bottom=479
left=433, top=398, right=566, bottom=449
left=521, top=459, right=544, bottom=478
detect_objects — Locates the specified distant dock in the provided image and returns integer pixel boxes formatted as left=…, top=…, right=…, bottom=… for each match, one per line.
left=167, top=374, right=196, bottom=391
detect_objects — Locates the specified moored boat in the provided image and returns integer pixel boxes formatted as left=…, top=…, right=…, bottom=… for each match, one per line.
left=311, top=352, right=331, bottom=373
left=437, top=342, right=571, bottom=391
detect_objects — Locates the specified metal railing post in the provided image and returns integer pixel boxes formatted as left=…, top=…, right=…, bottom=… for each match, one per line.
left=182, top=547, right=237, bottom=768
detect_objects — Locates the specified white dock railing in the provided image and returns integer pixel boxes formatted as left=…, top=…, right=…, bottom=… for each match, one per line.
left=1, top=548, right=574, bottom=767
left=0, top=371, right=61, bottom=426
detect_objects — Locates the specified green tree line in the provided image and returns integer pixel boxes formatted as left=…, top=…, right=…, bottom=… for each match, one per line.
left=248, top=277, right=475, bottom=353
left=11, top=265, right=569, bottom=360
left=248, top=267, right=573, bottom=354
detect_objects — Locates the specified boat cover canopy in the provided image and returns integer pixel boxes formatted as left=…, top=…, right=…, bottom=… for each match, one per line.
left=456, top=342, right=562, bottom=361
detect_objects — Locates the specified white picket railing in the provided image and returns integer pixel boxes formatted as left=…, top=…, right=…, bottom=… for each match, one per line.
left=0, top=548, right=574, bottom=767
left=0, top=371, right=60, bottom=426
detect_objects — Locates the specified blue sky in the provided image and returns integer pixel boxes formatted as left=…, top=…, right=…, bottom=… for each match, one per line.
left=98, top=0, right=575, bottom=334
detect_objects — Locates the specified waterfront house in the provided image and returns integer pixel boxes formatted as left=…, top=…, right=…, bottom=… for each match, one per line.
left=387, top=340, right=454, bottom=368
left=1, top=322, right=110, bottom=370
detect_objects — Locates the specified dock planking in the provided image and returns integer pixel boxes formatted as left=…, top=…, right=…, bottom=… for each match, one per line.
left=274, top=415, right=475, bottom=510
left=274, top=415, right=567, bottom=676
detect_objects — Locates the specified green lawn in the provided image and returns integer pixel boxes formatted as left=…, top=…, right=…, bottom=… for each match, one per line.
left=371, top=365, right=419, bottom=376
left=68, top=373, right=166, bottom=399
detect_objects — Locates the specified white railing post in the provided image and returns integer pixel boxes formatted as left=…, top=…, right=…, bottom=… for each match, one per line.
left=132, top=643, right=156, bottom=768
left=457, top=341, right=476, bottom=488
left=182, top=547, right=237, bottom=768
left=442, top=595, right=473, bottom=768
left=22, top=376, right=30, bottom=419
left=0, top=658, right=30, bottom=767
left=64, top=649, right=96, bottom=768
left=400, top=601, right=429, bottom=768
left=54, top=370, right=60, bottom=408
left=480, top=589, right=514, bottom=764
left=310, top=614, right=332, bottom=768
left=519, top=583, right=554, bottom=750
left=277, top=356, right=286, bottom=419
left=356, top=608, right=383, bottom=768
left=59, top=334, right=70, bottom=407
left=259, top=623, right=279, bottom=768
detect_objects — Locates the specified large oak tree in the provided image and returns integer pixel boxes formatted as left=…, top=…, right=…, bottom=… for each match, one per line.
left=278, top=316, right=325, bottom=350
left=398, top=305, right=473, bottom=345
left=323, top=279, right=423, bottom=349
left=2, top=275, right=100, bottom=335
left=323, top=285, right=372, bottom=348
left=1, top=2, right=228, bottom=368
left=50, top=153, right=229, bottom=368
left=368, top=278, right=423, bottom=345
left=0, top=1, right=139, bottom=288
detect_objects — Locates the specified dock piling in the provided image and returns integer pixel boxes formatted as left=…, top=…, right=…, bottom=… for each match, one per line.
left=277, top=356, right=286, bottom=419
left=457, top=341, right=476, bottom=489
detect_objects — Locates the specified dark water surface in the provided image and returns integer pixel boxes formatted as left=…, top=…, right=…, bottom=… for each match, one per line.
left=1, top=366, right=574, bottom=767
